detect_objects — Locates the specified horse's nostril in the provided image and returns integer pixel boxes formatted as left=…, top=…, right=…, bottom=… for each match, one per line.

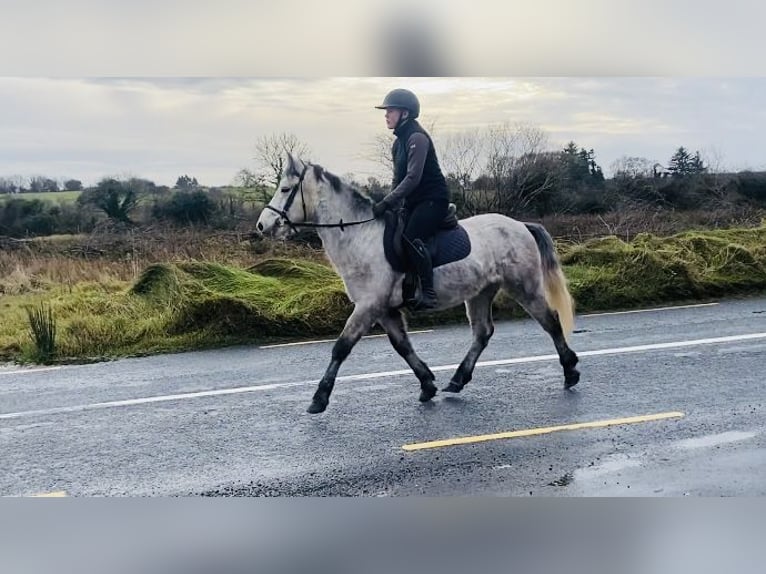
left=257, top=222, right=264, bottom=232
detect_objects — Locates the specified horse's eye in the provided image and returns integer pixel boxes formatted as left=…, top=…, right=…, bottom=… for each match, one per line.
left=281, top=186, right=291, bottom=193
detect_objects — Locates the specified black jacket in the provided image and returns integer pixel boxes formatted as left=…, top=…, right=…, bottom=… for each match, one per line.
left=384, top=119, right=449, bottom=208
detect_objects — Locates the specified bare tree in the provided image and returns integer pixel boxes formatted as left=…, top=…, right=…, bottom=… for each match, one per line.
left=476, top=122, right=555, bottom=215
left=611, top=156, right=655, bottom=179
left=514, top=123, right=550, bottom=156
left=234, top=167, right=276, bottom=205
left=507, top=151, right=560, bottom=215
left=364, top=132, right=395, bottom=176
left=440, top=128, right=484, bottom=204
left=421, top=117, right=439, bottom=137
left=701, top=146, right=726, bottom=174
left=234, top=168, right=263, bottom=189
left=700, top=146, right=729, bottom=205
left=363, top=116, right=442, bottom=182
left=254, top=133, right=312, bottom=188
left=366, top=120, right=554, bottom=216
left=28, top=176, right=59, bottom=193
left=0, top=177, right=20, bottom=194
left=609, top=156, right=666, bottom=208
left=484, top=122, right=516, bottom=185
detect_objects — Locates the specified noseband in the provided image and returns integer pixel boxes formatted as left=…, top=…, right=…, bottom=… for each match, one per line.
left=263, top=164, right=310, bottom=232
left=264, top=164, right=375, bottom=231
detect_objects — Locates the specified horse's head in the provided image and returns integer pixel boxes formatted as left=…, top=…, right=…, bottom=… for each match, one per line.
left=255, top=152, right=314, bottom=240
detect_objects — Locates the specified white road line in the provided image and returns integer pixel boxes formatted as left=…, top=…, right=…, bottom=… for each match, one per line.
left=259, top=330, right=433, bottom=349
left=2, top=331, right=766, bottom=421
left=0, top=381, right=314, bottom=420
left=0, top=366, right=62, bottom=376
left=262, top=304, right=720, bottom=348
left=0, top=303, right=723, bottom=376
left=0, top=303, right=719, bottom=375
left=580, top=302, right=718, bottom=318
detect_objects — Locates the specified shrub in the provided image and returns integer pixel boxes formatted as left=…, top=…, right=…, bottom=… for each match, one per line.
left=152, top=190, right=217, bottom=225
left=25, top=302, right=57, bottom=362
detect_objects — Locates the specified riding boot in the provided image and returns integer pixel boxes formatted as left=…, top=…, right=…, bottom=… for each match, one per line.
left=407, top=239, right=438, bottom=311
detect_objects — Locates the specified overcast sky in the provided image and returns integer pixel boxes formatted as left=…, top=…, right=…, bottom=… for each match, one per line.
left=1, top=76, right=764, bottom=187
left=2, top=1, right=765, bottom=188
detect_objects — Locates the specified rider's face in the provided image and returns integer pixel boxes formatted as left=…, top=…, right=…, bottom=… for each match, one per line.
left=385, top=108, right=406, bottom=129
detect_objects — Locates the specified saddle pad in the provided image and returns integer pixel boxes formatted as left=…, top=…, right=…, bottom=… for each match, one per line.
left=384, top=212, right=472, bottom=273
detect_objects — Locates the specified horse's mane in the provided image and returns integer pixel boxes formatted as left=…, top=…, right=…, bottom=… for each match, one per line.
left=287, top=161, right=374, bottom=210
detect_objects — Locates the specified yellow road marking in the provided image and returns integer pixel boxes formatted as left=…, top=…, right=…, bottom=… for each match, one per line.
left=31, top=491, right=67, bottom=497
left=402, top=411, right=685, bottom=451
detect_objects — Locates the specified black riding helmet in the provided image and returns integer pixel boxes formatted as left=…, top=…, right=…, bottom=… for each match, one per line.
left=375, top=88, right=420, bottom=119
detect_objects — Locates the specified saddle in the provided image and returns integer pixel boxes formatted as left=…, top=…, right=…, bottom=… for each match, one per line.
left=383, top=203, right=471, bottom=306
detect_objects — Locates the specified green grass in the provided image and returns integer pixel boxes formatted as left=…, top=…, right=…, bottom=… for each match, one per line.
left=218, top=186, right=268, bottom=208
left=559, top=227, right=766, bottom=310
left=25, top=302, right=57, bottom=362
left=3, top=225, right=766, bottom=364
left=0, top=258, right=352, bottom=364
left=0, top=191, right=81, bottom=203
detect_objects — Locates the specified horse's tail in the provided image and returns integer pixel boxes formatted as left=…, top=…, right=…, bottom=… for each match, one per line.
left=524, top=222, right=575, bottom=338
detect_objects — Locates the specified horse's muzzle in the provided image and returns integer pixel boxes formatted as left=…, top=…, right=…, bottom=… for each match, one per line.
left=257, top=219, right=293, bottom=240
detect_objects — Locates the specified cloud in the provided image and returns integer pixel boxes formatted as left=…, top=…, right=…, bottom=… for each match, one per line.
left=1, top=77, right=764, bottom=186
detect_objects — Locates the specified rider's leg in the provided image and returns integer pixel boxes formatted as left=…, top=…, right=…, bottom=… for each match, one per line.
left=403, top=199, right=448, bottom=310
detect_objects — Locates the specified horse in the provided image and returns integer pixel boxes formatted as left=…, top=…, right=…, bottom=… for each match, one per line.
left=255, top=153, right=580, bottom=414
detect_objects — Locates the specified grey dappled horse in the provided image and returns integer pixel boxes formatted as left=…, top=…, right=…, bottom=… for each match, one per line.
left=255, top=153, right=580, bottom=414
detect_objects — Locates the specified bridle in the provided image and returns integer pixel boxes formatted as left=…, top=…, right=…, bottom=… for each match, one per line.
left=263, top=164, right=376, bottom=232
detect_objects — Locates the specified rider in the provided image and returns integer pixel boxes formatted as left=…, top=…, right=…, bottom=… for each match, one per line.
left=372, top=88, right=450, bottom=310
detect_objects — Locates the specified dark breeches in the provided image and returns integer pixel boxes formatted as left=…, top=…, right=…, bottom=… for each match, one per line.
left=403, top=199, right=449, bottom=244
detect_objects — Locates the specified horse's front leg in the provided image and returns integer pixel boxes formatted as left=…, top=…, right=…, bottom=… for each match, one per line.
left=307, top=305, right=377, bottom=414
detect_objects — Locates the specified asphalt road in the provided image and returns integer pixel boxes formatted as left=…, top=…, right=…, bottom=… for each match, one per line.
left=1, top=297, right=765, bottom=496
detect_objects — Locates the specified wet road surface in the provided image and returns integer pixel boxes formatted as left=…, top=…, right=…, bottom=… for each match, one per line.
left=2, top=298, right=765, bottom=496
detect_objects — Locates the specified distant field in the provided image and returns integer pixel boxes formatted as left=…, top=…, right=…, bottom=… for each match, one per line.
left=219, top=186, right=268, bottom=202
left=0, top=188, right=268, bottom=206
left=0, top=191, right=82, bottom=203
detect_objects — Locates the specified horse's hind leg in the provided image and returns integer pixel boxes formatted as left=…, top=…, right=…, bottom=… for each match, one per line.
left=513, top=283, right=580, bottom=389
left=443, top=285, right=499, bottom=393
left=378, top=309, right=437, bottom=402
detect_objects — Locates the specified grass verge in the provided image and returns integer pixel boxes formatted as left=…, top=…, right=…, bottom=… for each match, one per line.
left=2, top=226, right=766, bottom=364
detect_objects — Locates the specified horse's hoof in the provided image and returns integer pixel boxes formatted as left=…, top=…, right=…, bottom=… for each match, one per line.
left=419, top=382, right=437, bottom=402
left=442, top=381, right=463, bottom=393
left=307, top=398, right=328, bottom=414
left=564, top=369, right=580, bottom=389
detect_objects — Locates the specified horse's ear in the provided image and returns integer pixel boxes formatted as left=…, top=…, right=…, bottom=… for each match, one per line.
left=285, top=151, right=296, bottom=174
left=285, top=151, right=304, bottom=176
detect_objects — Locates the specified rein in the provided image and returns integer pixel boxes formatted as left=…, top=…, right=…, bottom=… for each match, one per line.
left=264, top=164, right=376, bottom=231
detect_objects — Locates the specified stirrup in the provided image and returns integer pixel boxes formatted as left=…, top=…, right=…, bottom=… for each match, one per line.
left=408, top=289, right=438, bottom=311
